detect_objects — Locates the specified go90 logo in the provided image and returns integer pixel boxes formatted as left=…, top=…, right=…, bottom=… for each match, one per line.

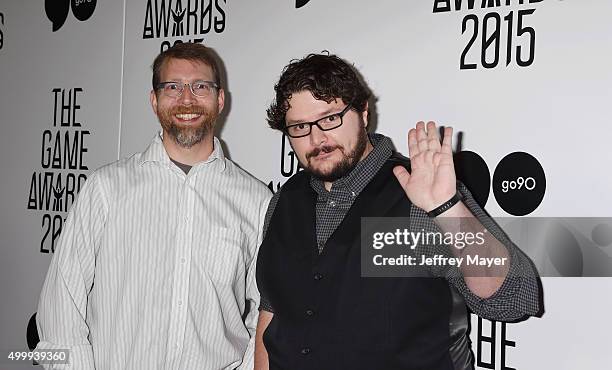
left=454, top=150, right=545, bottom=216
left=45, top=0, right=96, bottom=32
left=501, top=176, right=536, bottom=193
left=492, top=152, right=545, bottom=216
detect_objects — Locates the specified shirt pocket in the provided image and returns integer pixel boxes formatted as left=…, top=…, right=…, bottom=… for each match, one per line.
left=194, top=227, right=246, bottom=285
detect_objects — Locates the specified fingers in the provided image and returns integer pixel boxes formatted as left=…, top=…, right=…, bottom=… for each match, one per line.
left=393, top=165, right=411, bottom=187
left=410, top=121, right=453, bottom=158
left=425, top=148, right=435, bottom=164
left=408, top=128, right=419, bottom=157
left=433, top=151, right=441, bottom=167
left=416, top=121, right=441, bottom=152
left=426, top=121, right=442, bottom=152
left=441, top=126, right=453, bottom=155
left=416, top=121, right=428, bottom=152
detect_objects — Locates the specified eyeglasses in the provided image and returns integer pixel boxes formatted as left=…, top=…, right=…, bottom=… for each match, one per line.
left=156, top=80, right=219, bottom=98
left=284, top=104, right=352, bottom=138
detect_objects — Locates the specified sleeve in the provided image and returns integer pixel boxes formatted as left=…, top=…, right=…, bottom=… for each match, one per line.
left=238, top=192, right=272, bottom=370
left=35, top=172, right=108, bottom=369
left=410, top=182, right=541, bottom=322
left=452, top=182, right=541, bottom=321
left=257, top=190, right=282, bottom=313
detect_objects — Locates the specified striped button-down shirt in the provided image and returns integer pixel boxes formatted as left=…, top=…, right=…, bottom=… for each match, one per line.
left=36, top=132, right=272, bottom=370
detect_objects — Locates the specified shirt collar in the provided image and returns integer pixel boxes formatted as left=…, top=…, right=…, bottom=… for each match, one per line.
left=138, top=131, right=227, bottom=172
left=310, top=133, right=393, bottom=196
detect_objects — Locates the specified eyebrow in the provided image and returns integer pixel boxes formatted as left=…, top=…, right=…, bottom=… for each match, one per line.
left=286, top=107, right=340, bottom=125
left=160, top=78, right=212, bottom=83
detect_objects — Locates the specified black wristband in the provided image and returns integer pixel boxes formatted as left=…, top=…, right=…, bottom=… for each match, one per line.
left=427, top=192, right=463, bottom=218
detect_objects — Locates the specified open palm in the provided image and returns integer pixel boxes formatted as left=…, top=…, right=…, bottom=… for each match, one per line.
left=393, top=121, right=456, bottom=212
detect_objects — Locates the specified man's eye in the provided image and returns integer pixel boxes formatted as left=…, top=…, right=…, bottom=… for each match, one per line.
left=194, top=83, right=208, bottom=90
left=166, top=84, right=179, bottom=90
left=296, top=124, right=307, bottom=130
left=322, top=115, right=337, bottom=124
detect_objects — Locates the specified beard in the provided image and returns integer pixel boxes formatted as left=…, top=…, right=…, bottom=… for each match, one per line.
left=157, top=104, right=219, bottom=148
left=303, top=125, right=369, bottom=182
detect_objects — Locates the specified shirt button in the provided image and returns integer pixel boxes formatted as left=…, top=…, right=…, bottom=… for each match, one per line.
left=181, top=258, right=186, bottom=264
left=313, top=273, right=323, bottom=281
left=178, top=300, right=183, bottom=306
left=300, top=347, right=311, bottom=355
left=184, top=215, right=189, bottom=222
left=305, top=309, right=315, bottom=316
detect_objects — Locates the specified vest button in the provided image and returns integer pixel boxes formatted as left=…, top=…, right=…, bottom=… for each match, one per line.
left=313, top=273, right=323, bottom=281
left=305, top=309, right=315, bottom=316
left=300, top=347, right=311, bottom=355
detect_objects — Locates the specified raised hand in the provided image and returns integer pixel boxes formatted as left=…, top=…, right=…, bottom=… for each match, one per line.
left=392, top=121, right=457, bottom=212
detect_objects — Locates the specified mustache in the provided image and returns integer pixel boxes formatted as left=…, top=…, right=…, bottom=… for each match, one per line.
left=306, top=145, right=340, bottom=159
left=170, top=106, right=208, bottom=115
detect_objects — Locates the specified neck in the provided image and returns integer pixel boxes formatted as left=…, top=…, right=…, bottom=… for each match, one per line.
left=323, top=139, right=374, bottom=191
left=162, top=132, right=215, bottom=166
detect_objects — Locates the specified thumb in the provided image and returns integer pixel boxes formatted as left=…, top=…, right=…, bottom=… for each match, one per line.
left=393, top=165, right=411, bottom=188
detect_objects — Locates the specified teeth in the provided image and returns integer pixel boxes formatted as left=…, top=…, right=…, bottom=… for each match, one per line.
left=176, top=113, right=200, bottom=120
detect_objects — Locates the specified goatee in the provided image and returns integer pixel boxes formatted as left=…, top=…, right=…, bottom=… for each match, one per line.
left=157, top=105, right=218, bottom=148
left=304, top=125, right=369, bottom=182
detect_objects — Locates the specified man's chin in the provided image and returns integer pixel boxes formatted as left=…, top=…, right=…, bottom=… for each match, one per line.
left=173, top=133, right=205, bottom=148
left=171, top=118, right=204, bottom=130
left=306, top=163, right=349, bottom=182
left=164, top=125, right=209, bottom=148
left=310, top=171, right=345, bottom=183
left=307, top=150, right=341, bottom=166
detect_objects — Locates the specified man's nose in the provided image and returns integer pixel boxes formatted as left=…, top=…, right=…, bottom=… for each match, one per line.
left=309, top=124, right=327, bottom=146
left=178, top=84, right=195, bottom=105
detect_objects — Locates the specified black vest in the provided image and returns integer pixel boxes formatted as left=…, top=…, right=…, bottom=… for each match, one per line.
left=257, top=155, right=472, bottom=370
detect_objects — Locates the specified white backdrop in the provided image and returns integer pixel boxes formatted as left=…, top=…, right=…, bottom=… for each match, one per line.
left=1, top=1, right=611, bottom=369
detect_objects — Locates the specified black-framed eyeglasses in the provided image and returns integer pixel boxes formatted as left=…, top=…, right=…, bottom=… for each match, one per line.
left=156, top=80, right=219, bottom=98
left=284, top=104, right=352, bottom=138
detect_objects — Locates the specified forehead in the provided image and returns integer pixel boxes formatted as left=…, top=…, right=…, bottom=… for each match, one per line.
left=286, top=90, right=344, bottom=123
left=160, top=58, right=213, bottom=81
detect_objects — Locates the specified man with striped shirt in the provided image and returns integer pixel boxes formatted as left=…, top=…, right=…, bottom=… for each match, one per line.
left=35, top=43, right=271, bottom=369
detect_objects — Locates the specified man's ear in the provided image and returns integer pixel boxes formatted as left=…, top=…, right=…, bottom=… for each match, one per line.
left=217, top=88, right=225, bottom=113
left=362, top=101, right=369, bottom=127
left=150, top=90, right=158, bottom=115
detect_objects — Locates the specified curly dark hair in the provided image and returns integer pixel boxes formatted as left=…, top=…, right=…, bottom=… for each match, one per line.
left=267, top=53, right=371, bottom=131
left=152, top=43, right=221, bottom=91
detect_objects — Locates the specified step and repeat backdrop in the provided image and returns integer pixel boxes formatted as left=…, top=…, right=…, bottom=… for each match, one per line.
left=1, top=1, right=611, bottom=369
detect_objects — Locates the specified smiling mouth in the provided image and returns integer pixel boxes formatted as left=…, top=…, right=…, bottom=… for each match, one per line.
left=175, top=113, right=202, bottom=122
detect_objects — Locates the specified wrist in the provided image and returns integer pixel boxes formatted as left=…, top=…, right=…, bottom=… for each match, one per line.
left=427, top=192, right=463, bottom=218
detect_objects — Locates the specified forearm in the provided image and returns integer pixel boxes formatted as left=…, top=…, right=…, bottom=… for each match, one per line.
left=434, top=201, right=509, bottom=298
left=435, top=184, right=541, bottom=320
left=36, top=259, right=95, bottom=369
left=254, top=310, right=273, bottom=370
